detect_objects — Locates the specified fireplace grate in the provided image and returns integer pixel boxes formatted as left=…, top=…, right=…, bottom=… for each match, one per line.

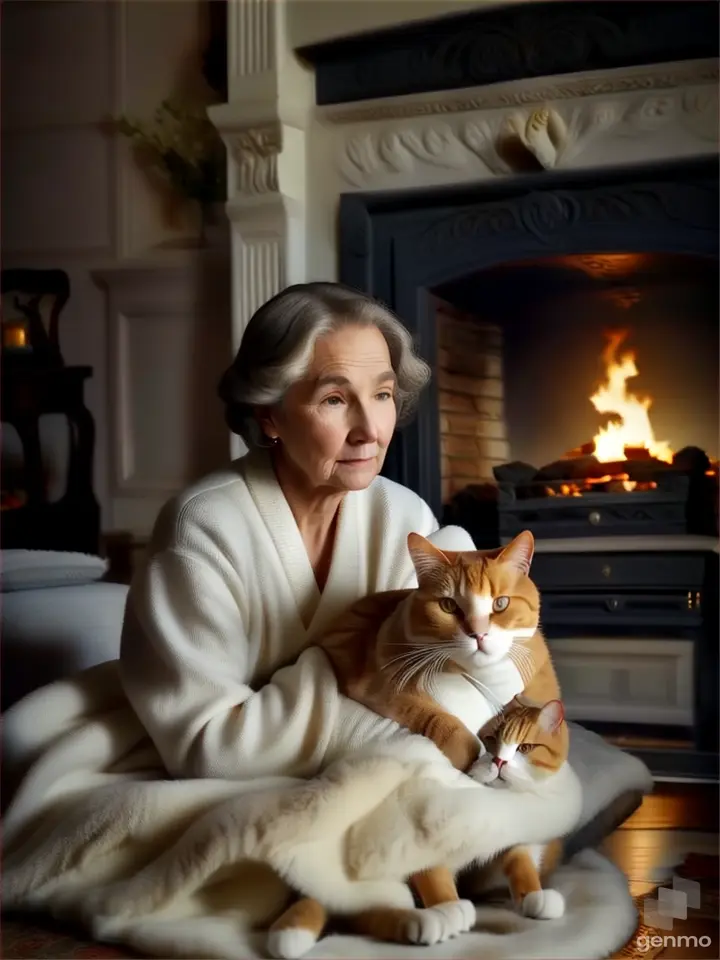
left=495, top=461, right=717, bottom=541
left=498, top=479, right=690, bottom=540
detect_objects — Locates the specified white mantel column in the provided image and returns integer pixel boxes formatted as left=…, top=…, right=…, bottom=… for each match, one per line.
left=210, top=0, right=311, bottom=335
left=210, top=0, right=313, bottom=457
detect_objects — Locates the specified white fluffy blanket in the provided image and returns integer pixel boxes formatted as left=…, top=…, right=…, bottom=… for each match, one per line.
left=3, top=663, right=640, bottom=960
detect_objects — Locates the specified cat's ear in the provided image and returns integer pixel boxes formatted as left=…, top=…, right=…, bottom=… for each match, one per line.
left=537, top=699, right=565, bottom=734
left=407, top=533, right=450, bottom=584
left=497, top=530, right=534, bottom=575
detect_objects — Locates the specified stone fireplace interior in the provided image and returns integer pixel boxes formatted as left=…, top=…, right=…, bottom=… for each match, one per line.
left=431, top=253, right=719, bottom=539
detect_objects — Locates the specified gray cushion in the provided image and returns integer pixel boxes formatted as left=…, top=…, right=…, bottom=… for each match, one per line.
left=1, top=581, right=128, bottom=708
left=1, top=549, right=108, bottom=592
left=565, top=720, right=653, bottom=853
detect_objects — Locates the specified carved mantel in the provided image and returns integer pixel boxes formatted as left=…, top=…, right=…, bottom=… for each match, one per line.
left=318, top=60, right=719, bottom=192
left=212, top=0, right=719, bottom=370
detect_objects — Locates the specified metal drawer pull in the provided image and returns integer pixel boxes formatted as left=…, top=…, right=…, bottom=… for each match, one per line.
left=589, top=511, right=602, bottom=525
left=606, top=598, right=620, bottom=611
left=687, top=591, right=702, bottom=610
left=602, top=564, right=612, bottom=578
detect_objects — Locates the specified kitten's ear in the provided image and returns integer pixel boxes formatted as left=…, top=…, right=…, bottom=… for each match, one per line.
left=537, top=699, right=565, bottom=734
left=498, top=530, right=534, bottom=576
left=407, top=533, right=450, bottom=584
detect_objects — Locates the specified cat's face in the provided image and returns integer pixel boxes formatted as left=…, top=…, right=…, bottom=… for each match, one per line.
left=406, top=531, right=539, bottom=670
left=481, top=698, right=567, bottom=788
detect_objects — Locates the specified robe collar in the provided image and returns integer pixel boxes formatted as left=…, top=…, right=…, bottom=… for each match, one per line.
left=241, top=449, right=363, bottom=637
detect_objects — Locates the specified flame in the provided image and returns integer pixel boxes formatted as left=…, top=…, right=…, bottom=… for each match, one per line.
left=590, top=330, right=673, bottom=464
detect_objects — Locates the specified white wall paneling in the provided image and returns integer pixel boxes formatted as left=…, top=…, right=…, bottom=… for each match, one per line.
left=2, top=0, right=231, bottom=538
left=93, top=252, right=232, bottom=538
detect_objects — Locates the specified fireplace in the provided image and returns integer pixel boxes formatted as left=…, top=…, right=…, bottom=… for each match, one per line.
left=431, top=253, right=719, bottom=545
left=339, top=157, right=719, bottom=537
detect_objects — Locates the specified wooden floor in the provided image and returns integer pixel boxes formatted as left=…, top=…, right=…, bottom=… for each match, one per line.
left=605, top=780, right=718, bottom=959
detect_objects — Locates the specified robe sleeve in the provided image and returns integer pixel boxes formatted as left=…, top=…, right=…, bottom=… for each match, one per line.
left=119, top=545, right=341, bottom=780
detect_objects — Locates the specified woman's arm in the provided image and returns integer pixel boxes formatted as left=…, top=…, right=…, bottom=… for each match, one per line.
left=119, top=546, right=340, bottom=780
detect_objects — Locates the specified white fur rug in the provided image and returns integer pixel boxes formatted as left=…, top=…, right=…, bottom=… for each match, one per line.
left=3, top=662, right=638, bottom=960
left=78, top=849, right=632, bottom=960
left=298, top=850, right=635, bottom=960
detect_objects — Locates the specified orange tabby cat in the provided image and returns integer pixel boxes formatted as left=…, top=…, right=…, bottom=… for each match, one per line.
left=462, top=697, right=570, bottom=920
left=266, top=531, right=562, bottom=957
left=322, top=529, right=560, bottom=771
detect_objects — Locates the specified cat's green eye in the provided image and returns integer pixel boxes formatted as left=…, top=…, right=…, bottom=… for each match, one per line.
left=439, top=597, right=459, bottom=614
left=492, top=595, right=510, bottom=613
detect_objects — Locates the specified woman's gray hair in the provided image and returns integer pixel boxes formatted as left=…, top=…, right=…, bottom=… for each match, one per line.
left=218, top=282, right=431, bottom=449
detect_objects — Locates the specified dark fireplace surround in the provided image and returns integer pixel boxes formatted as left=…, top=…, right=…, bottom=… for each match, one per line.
left=339, top=157, right=719, bottom=519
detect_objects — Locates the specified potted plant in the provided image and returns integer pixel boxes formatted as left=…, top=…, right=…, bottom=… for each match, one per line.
left=114, top=98, right=227, bottom=245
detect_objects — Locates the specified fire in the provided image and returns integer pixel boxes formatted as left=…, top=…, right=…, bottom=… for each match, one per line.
left=590, top=330, right=673, bottom=464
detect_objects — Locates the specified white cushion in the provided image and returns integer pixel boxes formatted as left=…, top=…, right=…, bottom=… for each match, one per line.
left=0, top=550, right=108, bottom=592
left=1, top=582, right=128, bottom=708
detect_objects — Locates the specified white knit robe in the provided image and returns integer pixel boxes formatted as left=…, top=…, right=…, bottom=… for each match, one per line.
left=119, top=449, right=465, bottom=781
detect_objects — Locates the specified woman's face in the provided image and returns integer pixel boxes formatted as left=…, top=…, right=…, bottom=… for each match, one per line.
left=259, top=324, right=398, bottom=493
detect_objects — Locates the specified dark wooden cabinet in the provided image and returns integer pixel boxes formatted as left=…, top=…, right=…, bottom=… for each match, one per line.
left=535, top=545, right=719, bottom=778
left=1, top=364, right=100, bottom=554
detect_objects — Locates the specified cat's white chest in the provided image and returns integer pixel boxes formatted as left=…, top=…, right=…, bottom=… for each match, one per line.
left=433, top=658, right=524, bottom=733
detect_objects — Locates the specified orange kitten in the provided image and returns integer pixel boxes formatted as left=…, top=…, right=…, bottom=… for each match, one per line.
left=267, top=698, right=572, bottom=958
left=464, top=698, right=570, bottom=920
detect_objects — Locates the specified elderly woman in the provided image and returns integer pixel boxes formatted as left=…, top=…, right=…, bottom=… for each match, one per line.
left=119, top=282, right=465, bottom=781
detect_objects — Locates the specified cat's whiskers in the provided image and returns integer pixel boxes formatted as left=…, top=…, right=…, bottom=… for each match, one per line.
left=509, top=640, right=534, bottom=665
left=394, top=652, right=436, bottom=691
left=508, top=644, right=534, bottom=684
left=381, top=648, right=428, bottom=670
left=382, top=653, right=432, bottom=689
left=382, top=643, right=445, bottom=690
left=460, top=673, right=506, bottom=715
left=423, top=651, right=450, bottom=699
left=381, top=640, right=442, bottom=673
left=510, top=649, right=535, bottom=680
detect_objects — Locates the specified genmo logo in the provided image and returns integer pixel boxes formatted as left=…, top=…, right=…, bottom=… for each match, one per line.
left=638, top=875, right=711, bottom=953
left=643, top=875, right=701, bottom=929
left=636, top=934, right=712, bottom=953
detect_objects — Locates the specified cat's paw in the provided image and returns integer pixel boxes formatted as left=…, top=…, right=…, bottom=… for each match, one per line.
left=267, top=927, right=318, bottom=959
left=404, top=900, right=476, bottom=944
left=468, top=756, right=498, bottom=784
left=520, top=889, right=565, bottom=920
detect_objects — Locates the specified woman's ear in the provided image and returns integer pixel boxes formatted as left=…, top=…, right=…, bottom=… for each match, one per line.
left=254, top=405, right=279, bottom=442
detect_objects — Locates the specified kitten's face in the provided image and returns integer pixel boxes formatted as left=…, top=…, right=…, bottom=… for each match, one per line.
left=482, top=699, right=567, bottom=788
left=405, top=531, right=539, bottom=670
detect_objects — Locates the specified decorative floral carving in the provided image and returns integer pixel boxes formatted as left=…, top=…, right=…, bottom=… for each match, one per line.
left=226, top=124, right=282, bottom=195
left=681, top=88, right=720, bottom=141
left=419, top=181, right=716, bottom=252
left=341, top=124, right=476, bottom=187
left=336, top=87, right=719, bottom=188
left=500, top=107, right=569, bottom=169
left=518, top=192, right=581, bottom=241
